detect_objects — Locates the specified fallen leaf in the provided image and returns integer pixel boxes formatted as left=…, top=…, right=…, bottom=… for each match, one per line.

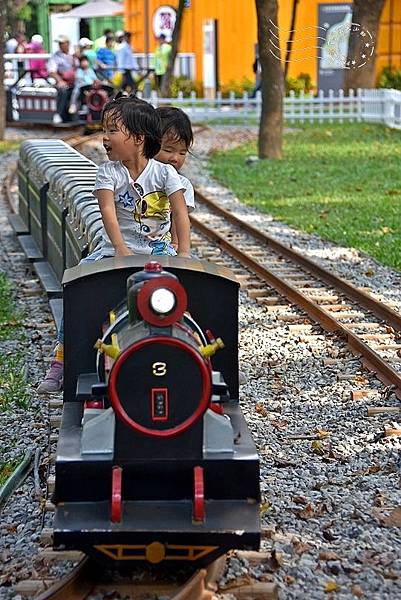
left=293, top=540, right=311, bottom=555
left=325, top=580, right=340, bottom=593
left=373, top=491, right=386, bottom=507
left=382, top=569, right=399, bottom=580
left=269, top=549, right=284, bottom=570
left=312, top=440, right=325, bottom=455
left=260, top=501, right=271, bottom=517
left=319, top=550, right=341, bottom=561
left=365, top=268, right=375, bottom=277
left=322, top=529, right=337, bottom=542
left=316, top=429, right=330, bottom=439
left=385, top=189, right=401, bottom=195
left=382, top=506, right=401, bottom=527
left=255, top=402, right=269, bottom=417
left=292, top=495, right=308, bottom=505
left=315, top=501, right=330, bottom=516
left=351, top=584, right=364, bottom=597
left=271, top=419, right=289, bottom=430
left=296, top=503, right=315, bottom=520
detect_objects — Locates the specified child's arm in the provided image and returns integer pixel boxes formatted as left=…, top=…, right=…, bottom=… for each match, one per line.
left=169, top=190, right=190, bottom=257
left=96, top=189, right=133, bottom=256
left=170, top=218, right=178, bottom=250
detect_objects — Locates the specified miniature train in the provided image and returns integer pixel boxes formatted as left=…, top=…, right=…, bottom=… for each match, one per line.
left=14, top=140, right=261, bottom=567
left=7, top=81, right=114, bottom=129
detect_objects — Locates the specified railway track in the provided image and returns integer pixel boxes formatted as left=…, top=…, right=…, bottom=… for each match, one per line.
left=190, top=191, right=401, bottom=402
left=33, top=555, right=226, bottom=600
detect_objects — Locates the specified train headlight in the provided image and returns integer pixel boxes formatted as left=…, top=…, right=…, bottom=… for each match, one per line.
left=137, top=277, right=187, bottom=326
left=150, top=288, right=176, bottom=314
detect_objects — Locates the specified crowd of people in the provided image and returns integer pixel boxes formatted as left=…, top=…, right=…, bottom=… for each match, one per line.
left=5, top=29, right=172, bottom=124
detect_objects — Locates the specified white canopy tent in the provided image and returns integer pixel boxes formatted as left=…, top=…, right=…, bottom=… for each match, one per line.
left=59, top=0, right=123, bottom=19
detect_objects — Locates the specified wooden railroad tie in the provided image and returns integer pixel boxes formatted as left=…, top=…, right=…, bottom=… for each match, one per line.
left=367, top=406, right=401, bottom=416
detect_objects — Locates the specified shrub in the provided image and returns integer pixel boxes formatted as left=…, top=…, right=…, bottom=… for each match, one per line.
left=378, top=66, right=401, bottom=90
left=285, top=72, right=314, bottom=96
left=220, top=78, right=254, bottom=98
left=169, top=76, right=197, bottom=98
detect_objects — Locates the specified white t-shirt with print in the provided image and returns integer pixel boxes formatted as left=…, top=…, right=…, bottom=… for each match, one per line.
left=179, top=174, right=195, bottom=213
left=93, top=159, right=184, bottom=255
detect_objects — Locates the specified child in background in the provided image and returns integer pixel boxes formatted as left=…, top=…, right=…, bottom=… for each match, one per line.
left=96, top=35, right=116, bottom=81
left=154, top=106, right=194, bottom=249
left=69, top=55, right=98, bottom=114
left=37, top=94, right=190, bottom=394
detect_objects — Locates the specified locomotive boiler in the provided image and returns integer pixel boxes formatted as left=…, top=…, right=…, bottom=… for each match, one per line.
left=53, top=257, right=260, bottom=567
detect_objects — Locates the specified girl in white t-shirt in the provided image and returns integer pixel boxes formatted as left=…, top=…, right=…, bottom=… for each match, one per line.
left=37, top=95, right=191, bottom=394
left=94, top=95, right=190, bottom=258
left=155, top=106, right=195, bottom=251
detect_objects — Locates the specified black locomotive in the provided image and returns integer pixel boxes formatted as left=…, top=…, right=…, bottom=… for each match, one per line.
left=14, top=139, right=260, bottom=568
left=54, top=257, right=260, bottom=567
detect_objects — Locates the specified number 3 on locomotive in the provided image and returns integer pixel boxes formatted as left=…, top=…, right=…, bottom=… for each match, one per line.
left=152, top=362, right=167, bottom=376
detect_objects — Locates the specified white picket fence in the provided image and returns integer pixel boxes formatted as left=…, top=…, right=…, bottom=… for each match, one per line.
left=145, top=88, right=401, bottom=130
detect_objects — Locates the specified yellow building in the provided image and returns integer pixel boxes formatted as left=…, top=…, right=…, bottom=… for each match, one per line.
left=124, top=0, right=401, bottom=90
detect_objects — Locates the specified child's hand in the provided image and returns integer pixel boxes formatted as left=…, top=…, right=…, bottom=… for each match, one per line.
left=115, top=245, right=133, bottom=257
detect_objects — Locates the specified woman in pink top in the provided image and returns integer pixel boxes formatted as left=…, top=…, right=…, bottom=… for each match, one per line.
left=27, top=34, right=48, bottom=80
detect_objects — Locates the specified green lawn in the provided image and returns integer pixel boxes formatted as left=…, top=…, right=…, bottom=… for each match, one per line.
left=0, top=141, right=20, bottom=154
left=208, top=123, right=401, bottom=270
left=0, top=273, right=28, bottom=410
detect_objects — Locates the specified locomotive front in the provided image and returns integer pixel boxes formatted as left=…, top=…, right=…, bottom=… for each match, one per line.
left=53, top=259, right=260, bottom=567
left=97, top=261, right=219, bottom=441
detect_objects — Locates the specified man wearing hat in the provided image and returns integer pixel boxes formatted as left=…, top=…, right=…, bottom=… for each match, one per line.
left=48, top=35, right=78, bottom=123
left=78, top=37, right=97, bottom=70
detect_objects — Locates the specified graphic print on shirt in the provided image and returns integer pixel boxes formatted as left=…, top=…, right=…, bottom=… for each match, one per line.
left=133, top=190, right=170, bottom=240
left=118, top=190, right=135, bottom=208
left=133, top=182, right=144, bottom=197
left=149, top=240, right=176, bottom=255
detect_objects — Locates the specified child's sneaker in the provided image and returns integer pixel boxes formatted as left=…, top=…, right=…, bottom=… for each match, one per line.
left=37, top=360, right=63, bottom=394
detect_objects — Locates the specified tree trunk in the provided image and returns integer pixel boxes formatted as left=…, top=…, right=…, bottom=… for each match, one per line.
left=255, top=0, right=284, bottom=159
left=344, top=0, right=385, bottom=91
left=285, top=0, right=299, bottom=78
left=160, top=0, right=186, bottom=98
left=0, top=2, right=6, bottom=140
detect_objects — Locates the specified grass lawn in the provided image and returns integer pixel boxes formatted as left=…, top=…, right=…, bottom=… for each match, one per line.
left=0, top=272, right=28, bottom=410
left=208, top=122, right=401, bottom=271
left=0, top=141, right=20, bottom=154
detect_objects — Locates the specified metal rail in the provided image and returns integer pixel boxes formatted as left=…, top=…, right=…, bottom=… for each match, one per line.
left=36, top=558, right=96, bottom=600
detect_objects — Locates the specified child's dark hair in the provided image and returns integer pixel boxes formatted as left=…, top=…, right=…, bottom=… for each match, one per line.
left=102, top=94, right=161, bottom=158
left=156, top=106, right=193, bottom=149
left=79, top=55, right=89, bottom=65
